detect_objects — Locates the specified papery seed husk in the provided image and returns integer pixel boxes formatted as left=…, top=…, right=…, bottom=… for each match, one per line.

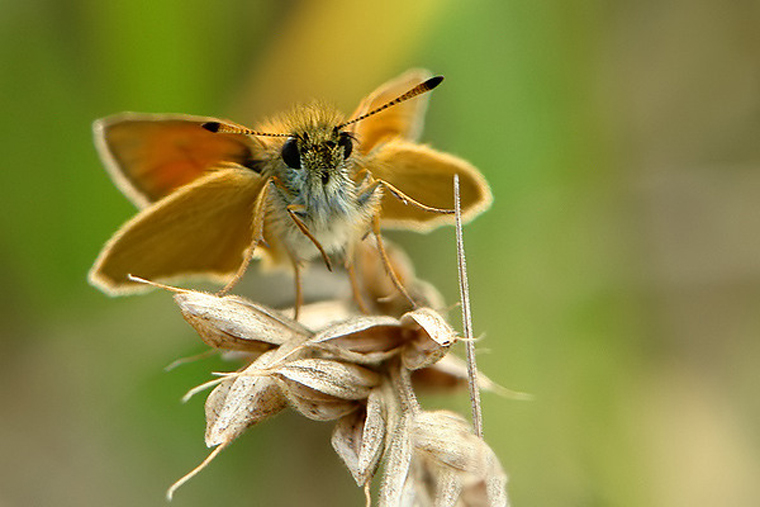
left=331, top=389, right=386, bottom=486
left=456, top=461, right=508, bottom=507
left=394, top=410, right=509, bottom=507
left=358, top=390, right=386, bottom=478
left=175, top=291, right=309, bottom=352
left=204, top=376, right=285, bottom=447
left=204, top=375, right=232, bottom=423
left=204, top=351, right=287, bottom=447
left=379, top=412, right=414, bottom=507
left=271, top=358, right=381, bottom=400
left=277, top=380, right=360, bottom=421
left=434, top=469, right=463, bottom=507
left=412, top=411, right=482, bottom=473
left=399, top=460, right=435, bottom=507
left=307, top=343, right=400, bottom=366
left=332, top=408, right=369, bottom=484
left=400, top=308, right=456, bottom=348
left=311, top=316, right=405, bottom=353
left=307, top=316, right=406, bottom=364
left=399, top=308, right=456, bottom=370
left=481, top=450, right=509, bottom=507
left=411, top=411, right=508, bottom=506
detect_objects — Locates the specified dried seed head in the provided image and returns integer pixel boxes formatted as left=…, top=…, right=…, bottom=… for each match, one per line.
left=169, top=352, right=287, bottom=501
left=301, top=307, right=456, bottom=369
left=412, top=411, right=482, bottom=471
left=156, top=216, right=510, bottom=506
left=331, top=389, right=386, bottom=486
left=312, top=316, right=405, bottom=352
left=175, top=291, right=309, bottom=352
left=380, top=410, right=508, bottom=507
left=379, top=412, right=415, bottom=506
left=399, top=308, right=457, bottom=370
left=204, top=350, right=287, bottom=447
left=278, top=381, right=361, bottom=421
left=271, top=358, right=382, bottom=401
left=307, top=315, right=406, bottom=364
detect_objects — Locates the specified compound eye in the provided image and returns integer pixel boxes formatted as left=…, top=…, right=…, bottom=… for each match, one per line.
left=281, top=137, right=301, bottom=169
left=337, top=132, right=353, bottom=160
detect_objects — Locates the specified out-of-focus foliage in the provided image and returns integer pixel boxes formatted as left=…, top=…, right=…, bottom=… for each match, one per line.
left=1, top=1, right=758, bottom=506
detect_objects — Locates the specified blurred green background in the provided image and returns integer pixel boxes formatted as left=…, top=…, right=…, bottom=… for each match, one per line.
left=2, top=1, right=759, bottom=505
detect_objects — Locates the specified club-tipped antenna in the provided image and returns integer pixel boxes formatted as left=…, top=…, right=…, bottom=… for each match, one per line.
left=203, top=75, right=443, bottom=136
left=336, top=75, right=444, bottom=130
left=201, top=121, right=290, bottom=138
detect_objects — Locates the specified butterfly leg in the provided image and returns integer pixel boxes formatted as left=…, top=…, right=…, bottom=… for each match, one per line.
left=370, top=213, right=416, bottom=307
left=217, top=178, right=272, bottom=295
left=356, top=177, right=415, bottom=307
left=354, top=168, right=455, bottom=215
left=345, top=253, right=370, bottom=314
left=378, top=178, right=456, bottom=214
left=286, top=204, right=333, bottom=272
left=217, top=242, right=257, bottom=296
left=287, top=252, right=304, bottom=321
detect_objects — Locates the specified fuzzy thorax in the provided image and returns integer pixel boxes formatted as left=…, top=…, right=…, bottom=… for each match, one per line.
left=261, top=104, right=380, bottom=262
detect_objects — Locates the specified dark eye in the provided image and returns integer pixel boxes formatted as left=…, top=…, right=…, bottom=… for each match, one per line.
left=281, top=137, right=301, bottom=169
left=338, top=132, right=353, bottom=160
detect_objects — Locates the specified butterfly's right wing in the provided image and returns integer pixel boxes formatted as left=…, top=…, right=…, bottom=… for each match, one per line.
left=89, top=166, right=270, bottom=295
left=94, top=113, right=265, bottom=208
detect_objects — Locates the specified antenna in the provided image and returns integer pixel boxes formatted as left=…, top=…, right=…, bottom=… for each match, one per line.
left=202, top=74, right=444, bottom=137
left=201, top=121, right=290, bottom=138
left=335, top=75, right=444, bottom=130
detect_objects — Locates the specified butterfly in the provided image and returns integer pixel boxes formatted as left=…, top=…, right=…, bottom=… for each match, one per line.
left=89, top=69, right=492, bottom=311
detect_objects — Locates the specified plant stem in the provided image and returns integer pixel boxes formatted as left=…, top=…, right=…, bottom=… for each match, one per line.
left=454, top=175, right=483, bottom=438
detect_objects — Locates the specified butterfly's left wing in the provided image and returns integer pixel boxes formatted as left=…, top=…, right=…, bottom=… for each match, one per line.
left=366, top=139, right=492, bottom=232
left=94, top=113, right=264, bottom=208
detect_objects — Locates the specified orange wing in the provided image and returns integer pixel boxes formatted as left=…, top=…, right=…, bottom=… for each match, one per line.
left=349, top=69, right=433, bottom=154
left=89, top=167, right=269, bottom=295
left=94, top=113, right=265, bottom=208
left=367, top=139, right=492, bottom=232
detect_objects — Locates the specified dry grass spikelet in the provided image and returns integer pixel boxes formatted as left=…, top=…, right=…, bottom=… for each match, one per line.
left=140, top=179, right=516, bottom=505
